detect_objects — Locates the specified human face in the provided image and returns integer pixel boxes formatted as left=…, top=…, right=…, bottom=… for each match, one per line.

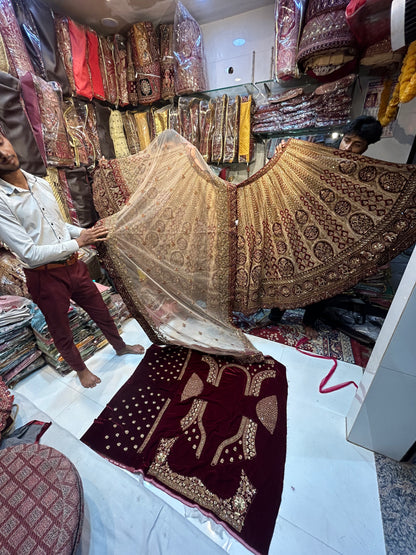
left=339, top=133, right=368, bottom=154
left=0, top=134, right=20, bottom=175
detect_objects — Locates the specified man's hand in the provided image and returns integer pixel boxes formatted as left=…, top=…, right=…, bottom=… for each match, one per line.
left=76, top=226, right=109, bottom=247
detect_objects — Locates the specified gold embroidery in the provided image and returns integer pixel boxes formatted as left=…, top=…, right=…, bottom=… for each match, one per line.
left=181, top=373, right=204, bottom=401
left=180, top=399, right=205, bottom=430
left=149, top=437, right=257, bottom=532
left=249, top=370, right=276, bottom=397
left=212, top=416, right=257, bottom=465
left=202, top=355, right=219, bottom=383
left=256, top=396, right=278, bottom=435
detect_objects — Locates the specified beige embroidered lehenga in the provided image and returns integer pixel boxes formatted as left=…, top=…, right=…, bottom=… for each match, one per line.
left=93, top=130, right=416, bottom=359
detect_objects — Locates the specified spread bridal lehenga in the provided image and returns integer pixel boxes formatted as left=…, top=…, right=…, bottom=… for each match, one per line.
left=92, top=130, right=416, bottom=359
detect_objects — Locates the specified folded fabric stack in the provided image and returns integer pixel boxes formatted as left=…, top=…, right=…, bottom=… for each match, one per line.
left=30, top=285, right=131, bottom=376
left=0, top=295, right=45, bottom=388
left=253, top=74, right=355, bottom=134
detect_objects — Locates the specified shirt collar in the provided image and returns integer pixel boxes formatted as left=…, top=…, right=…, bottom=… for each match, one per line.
left=0, top=170, right=34, bottom=195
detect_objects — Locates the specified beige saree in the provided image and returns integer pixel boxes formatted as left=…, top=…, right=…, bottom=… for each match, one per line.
left=93, top=130, right=416, bottom=358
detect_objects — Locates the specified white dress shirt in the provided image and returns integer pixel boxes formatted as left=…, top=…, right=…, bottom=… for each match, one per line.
left=0, top=170, right=82, bottom=268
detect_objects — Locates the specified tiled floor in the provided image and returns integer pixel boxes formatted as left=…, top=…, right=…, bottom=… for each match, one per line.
left=13, top=319, right=386, bottom=554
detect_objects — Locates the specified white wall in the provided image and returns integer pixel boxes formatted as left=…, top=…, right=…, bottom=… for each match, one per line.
left=347, top=248, right=416, bottom=460
left=201, top=5, right=275, bottom=91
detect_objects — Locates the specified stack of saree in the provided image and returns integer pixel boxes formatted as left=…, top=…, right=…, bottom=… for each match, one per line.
left=92, top=130, right=416, bottom=359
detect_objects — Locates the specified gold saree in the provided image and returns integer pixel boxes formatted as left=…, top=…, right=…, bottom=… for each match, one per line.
left=93, top=131, right=416, bottom=358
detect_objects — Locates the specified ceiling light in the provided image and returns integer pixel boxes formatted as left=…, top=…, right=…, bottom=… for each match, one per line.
left=234, top=77, right=242, bottom=82
left=101, top=17, right=119, bottom=28
left=233, top=38, right=246, bottom=47
left=331, top=132, right=340, bottom=139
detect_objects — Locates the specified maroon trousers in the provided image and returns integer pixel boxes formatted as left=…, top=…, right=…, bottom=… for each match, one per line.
left=24, top=260, right=126, bottom=372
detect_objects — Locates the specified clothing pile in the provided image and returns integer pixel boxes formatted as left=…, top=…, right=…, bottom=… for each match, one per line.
left=30, top=284, right=130, bottom=375
left=0, top=295, right=45, bottom=387
left=253, top=74, right=355, bottom=134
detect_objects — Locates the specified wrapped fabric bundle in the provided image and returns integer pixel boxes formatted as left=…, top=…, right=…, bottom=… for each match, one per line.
left=238, top=95, right=253, bottom=164
left=45, top=167, right=75, bottom=224
left=17, top=0, right=70, bottom=95
left=20, top=72, right=73, bottom=167
left=152, top=105, right=169, bottom=137
left=109, top=109, right=130, bottom=158
left=274, top=0, right=307, bottom=81
left=178, top=96, right=199, bottom=148
left=297, top=0, right=358, bottom=81
left=0, top=33, right=10, bottom=74
left=360, top=38, right=406, bottom=71
left=0, top=71, right=46, bottom=176
left=159, top=23, right=175, bottom=100
left=0, top=0, right=34, bottom=77
left=173, top=1, right=207, bottom=95
left=168, top=105, right=180, bottom=133
left=113, top=34, right=129, bottom=107
left=126, top=39, right=139, bottom=105
left=85, top=102, right=101, bottom=162
left=63, top=98, right=90, bottom=167
left=128, top=22, right=161, bottom=105
left=54, top=14, right=76, bottom=96
left=0, top=249, right=29, bottom=297
left=223, top=95, right=240, bottom=164
left=211, top=95, right=227, bottom=164
left=86, top=29, right=105, bottom=101
left=59, top=167, right=98, bottom=228
left=134, top=111, right=151, bottom=150
left=122, top=111, right=141, bottom=154
left=11, top=0, right=47, bottom=79
left=94, top=101, right=116, bottom=159
left=346, top=0, right=391, bottom=48
left=47, top=167, right=79, bottom=225
left=19, top=71, right=48, bottom=165
left=67, top=19, right=93, bottom=100
left=199, top=99, right=214, bottom=163
left=98, top=35, right=118, bottom=105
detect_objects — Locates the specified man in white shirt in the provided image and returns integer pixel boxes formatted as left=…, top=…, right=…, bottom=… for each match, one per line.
left=0, top=132, right=145, bottom=388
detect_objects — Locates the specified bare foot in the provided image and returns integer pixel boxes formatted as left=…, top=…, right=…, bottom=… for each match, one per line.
left=116, top=344, right=145, bottom=356
left=303, top=325, right=319, bottom=339
left=77, top=368, right=102, bottom=388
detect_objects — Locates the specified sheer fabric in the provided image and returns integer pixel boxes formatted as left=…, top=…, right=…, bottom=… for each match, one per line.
left=93, top=130, right=416, bottom=358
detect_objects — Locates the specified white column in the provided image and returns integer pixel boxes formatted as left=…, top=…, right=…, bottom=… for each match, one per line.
left=346, top=246, right=416, bottom=461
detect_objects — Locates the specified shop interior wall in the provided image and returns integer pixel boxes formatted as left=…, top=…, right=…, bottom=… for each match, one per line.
left=200, top=5, right=275, bottom=91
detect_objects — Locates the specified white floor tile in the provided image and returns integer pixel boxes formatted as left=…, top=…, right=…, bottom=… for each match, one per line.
left=52, top=396, right=105, bottom=438
left=271, top=516, right=341, bottom=554
left=280, top=397, right=384, bottom=554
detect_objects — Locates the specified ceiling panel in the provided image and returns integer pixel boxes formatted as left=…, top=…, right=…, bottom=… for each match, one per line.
left=41, top=0, right=274, bottom=35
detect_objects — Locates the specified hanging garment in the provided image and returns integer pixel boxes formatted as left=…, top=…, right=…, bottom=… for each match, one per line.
left=0, top=70, right=46, bottom=176
left=11, top=0, right=47, bottom=79
left=173, top=2, right=207, bottom=95
left=54, top=14, right=76, bottom=96
left=128, top=22, right=161, bottom=105
left=18, top=0, right=71, bottom=95
left=67, top=19, right=93, bottom=100
left=92, top=130, right=416, bottom=358
left=0, top=0, right=34, bottom=77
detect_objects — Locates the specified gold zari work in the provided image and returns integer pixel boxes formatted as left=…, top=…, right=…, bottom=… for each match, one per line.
left=93, top=131, right=416, bottom=359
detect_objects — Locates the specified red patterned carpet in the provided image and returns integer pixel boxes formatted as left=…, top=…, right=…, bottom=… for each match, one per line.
left=82, top=344, right=288, bottom=555
left=245, top=310, right=372, bottom=367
